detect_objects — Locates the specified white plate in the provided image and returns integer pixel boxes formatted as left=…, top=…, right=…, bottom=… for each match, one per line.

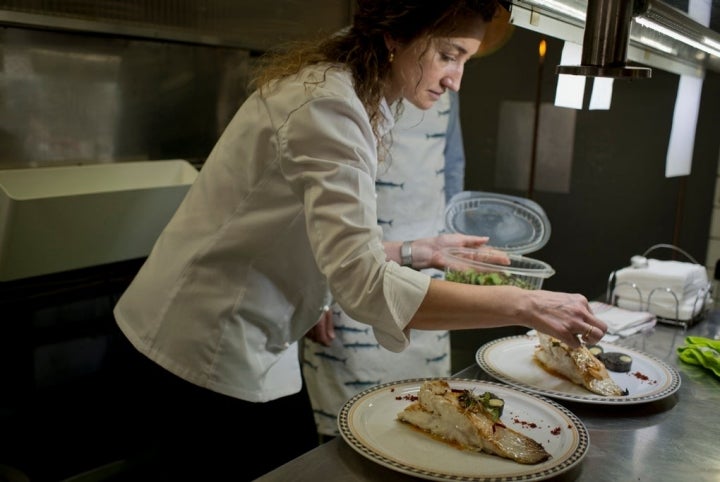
left=476, top=335, right=681, bottom=404
left=338, top=378, right=588, bottom=482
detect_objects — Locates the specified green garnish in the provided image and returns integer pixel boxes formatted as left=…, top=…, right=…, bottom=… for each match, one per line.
left=446, top=269, right=533, bottom=289
left=457, top=390, right=505, bottom=421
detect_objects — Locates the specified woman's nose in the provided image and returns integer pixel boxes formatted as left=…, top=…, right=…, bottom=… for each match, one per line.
left=442, top=75, right=461, bottom=92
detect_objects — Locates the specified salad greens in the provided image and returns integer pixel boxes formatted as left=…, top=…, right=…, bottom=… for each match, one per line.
left=445, top=269, right=534, bottom=289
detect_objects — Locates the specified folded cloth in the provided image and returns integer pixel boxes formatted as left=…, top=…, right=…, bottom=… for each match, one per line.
left=590, top=301, right=656, bottom=335
left=677, top=336, right=720, bottom=378
left=615, top=318, right=656, bottom=337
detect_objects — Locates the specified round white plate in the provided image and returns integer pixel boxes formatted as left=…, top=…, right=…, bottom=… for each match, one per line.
left=338, top=378, right=589, bottom=482
left=476, top=335, right=681, bottom=404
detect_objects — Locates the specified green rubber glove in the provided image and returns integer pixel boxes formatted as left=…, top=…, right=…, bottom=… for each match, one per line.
left=676, top=336, right=720, bottom=377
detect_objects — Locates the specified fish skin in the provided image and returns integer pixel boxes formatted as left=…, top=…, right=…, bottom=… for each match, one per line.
left=397, top=380, right=551, bottom=465
left=534, top=332, right=628, bottom=396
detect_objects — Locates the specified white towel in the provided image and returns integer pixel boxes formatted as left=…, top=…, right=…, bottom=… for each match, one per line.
left=613, top=258, right=708, bottom=306
left=616, top=294, right=708, bottom=321
left=590, top=301, right=656, bottom=335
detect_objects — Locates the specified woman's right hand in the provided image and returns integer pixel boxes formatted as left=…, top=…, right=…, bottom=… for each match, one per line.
left=518, top=289, right=607, bottom=348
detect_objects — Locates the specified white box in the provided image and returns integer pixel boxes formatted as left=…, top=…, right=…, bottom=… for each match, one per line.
left=0, top=160, right=198, bottom=281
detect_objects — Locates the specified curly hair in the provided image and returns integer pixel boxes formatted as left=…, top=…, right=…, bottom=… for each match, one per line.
left=251, top=0, right=500, bottom=153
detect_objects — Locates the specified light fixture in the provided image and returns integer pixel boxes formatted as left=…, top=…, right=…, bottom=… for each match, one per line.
left=638, top=36, right=676, bottom=55
left=529, top=0, right=586, bottom=21
left=705, top=37, right=720, bottom=51
left=556, top=0, right=651, bottom=79
left=510, top=0, right=720, bottom=77
left=635, top=17, right=720, bottom=58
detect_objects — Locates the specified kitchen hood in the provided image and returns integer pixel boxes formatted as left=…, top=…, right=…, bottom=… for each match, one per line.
left=509, top=0, right=720, bottom=78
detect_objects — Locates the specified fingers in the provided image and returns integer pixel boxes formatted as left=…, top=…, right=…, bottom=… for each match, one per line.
left=465, top=236, right=490, bottom=247
left=439, top=233, right=489, bottom=248
left=582, top=308, right=608, bottom=345
left=322, top=309, right=335, bottom=343
left=316, top=307, right=335, bottom=346
left=447, top=243, right=509, bottom=266
left=571, top=311, right=606, bottom=347
left=481, top=248, right=510, bottom=266
left=532, top=292, right=608, bottom=348
left=577, top=324, right=602, bottom=346
left=306, top=306, right=335, bottom=346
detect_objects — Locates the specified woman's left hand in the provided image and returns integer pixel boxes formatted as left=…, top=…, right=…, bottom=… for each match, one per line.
left=412, top=234, right=508, bottom=270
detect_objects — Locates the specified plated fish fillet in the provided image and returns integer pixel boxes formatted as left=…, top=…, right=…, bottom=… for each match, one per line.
left=534, top=332, right=628, bottom=396
left=397, top=380, right=551, bottom=465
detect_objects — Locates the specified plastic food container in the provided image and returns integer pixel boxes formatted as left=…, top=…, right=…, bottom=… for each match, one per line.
left=444, top=191, right=551, bottom=254
left=443, top=246, right=555, bottom=290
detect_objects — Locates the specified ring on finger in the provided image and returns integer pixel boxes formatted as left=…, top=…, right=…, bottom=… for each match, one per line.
left=583, top=325, right=593, bottom=339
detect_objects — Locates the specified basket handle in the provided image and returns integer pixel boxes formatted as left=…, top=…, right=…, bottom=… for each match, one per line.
left=642, top=243, right=700, bottom=265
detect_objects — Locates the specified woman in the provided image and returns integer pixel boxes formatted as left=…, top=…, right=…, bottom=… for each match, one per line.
left=110, top=1, right=606, bottom=480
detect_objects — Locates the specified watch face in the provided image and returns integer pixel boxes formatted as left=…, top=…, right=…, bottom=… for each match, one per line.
left=445, top=191, right=551, bottom=254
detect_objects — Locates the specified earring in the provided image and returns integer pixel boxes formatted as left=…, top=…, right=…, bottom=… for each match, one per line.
left=389, top=50, right=395, bottom=63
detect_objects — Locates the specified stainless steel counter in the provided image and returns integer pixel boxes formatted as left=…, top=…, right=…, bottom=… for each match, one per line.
left=256, top=312, right=720, bottom=482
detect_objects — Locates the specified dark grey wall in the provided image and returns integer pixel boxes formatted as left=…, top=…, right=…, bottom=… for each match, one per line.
left=458, top=27, right=720, bottom=300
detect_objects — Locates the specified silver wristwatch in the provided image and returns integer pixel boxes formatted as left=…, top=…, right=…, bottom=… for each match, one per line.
left=401, top=240, right=413, bottom=267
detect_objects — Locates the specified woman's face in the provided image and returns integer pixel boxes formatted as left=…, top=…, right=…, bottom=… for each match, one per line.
left=386, top=21, right=486, bottom=109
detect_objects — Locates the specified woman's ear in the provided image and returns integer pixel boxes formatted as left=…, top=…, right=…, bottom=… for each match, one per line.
left=383, top=33, right=396, bottom=53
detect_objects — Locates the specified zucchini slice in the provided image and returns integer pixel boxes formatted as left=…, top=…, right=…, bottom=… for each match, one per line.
left=587, top=345, right=604, bottom=357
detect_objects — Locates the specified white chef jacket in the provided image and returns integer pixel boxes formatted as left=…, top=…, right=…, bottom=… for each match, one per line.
left=113, top=64, right=431, bottom=403
left=302, top=91, right=465, bottom=436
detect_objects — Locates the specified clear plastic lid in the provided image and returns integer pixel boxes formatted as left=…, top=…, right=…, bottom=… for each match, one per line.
left=444, top=191, right=551, bottom=254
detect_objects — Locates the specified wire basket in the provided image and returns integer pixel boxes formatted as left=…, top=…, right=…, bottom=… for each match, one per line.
left=606, top=244, right=712, bottom=327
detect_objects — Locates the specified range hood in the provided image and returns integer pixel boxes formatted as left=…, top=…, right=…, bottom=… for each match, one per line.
left=510, top=0, right=720, bottom=78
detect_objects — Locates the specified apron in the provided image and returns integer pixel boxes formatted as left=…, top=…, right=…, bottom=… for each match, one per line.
left=302, top=94, right=454, bottom=436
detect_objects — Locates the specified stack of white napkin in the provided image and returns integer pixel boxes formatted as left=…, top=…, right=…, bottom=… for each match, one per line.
left=589, top=301, right=656, bottom=341
left=612, top=258, right=710, bottom=321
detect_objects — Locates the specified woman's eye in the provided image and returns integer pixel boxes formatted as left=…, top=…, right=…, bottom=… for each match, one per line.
left=440, top=53, right=457, bottom=62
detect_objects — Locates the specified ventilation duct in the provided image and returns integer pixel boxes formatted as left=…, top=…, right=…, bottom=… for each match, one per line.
left=556, top=0, right=652, bottom=78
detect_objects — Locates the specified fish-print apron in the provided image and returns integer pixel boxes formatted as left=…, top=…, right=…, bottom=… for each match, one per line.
left=302, top=93, right=455, bottom=436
